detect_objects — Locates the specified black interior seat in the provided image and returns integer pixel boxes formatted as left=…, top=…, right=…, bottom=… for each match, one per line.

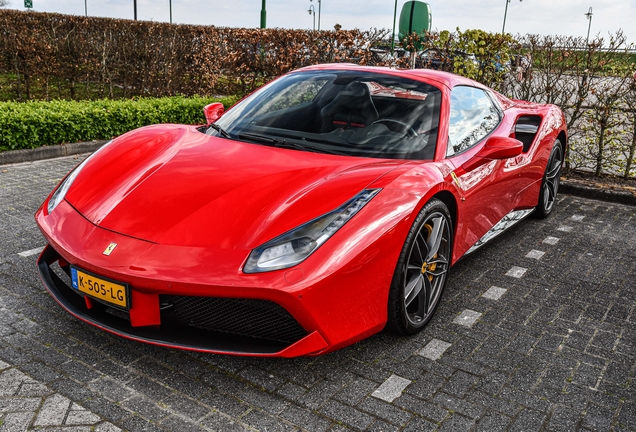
left=320, top=82, right=379, bottom=132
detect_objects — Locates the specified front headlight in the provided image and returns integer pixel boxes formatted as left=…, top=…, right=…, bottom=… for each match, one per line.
left=47, top=140, right=113, bottom=214
left=243, top=189, right=381, bottom=273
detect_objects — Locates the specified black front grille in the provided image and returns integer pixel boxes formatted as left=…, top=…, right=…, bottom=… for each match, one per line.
left=161, top=296, right=307, bottom=345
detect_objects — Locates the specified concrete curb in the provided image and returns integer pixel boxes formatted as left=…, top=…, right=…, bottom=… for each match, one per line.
left=1, top=142, right=634, bottom=207
left=560, top=181, right=636, bottom=207
left=0, top=140, right=108, bottom=166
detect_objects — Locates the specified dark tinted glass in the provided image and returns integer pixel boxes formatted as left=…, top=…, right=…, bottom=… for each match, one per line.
left=212, top=70, right=442, bottom=160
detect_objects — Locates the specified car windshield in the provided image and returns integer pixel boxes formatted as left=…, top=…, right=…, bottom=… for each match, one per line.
left=208, top=70, right=442, bottom=160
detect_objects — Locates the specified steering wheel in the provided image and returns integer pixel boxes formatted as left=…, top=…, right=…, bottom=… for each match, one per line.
left=371, top=119, right=418, bottom=137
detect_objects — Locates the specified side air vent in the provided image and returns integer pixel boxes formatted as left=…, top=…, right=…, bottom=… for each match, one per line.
left=514, top=115, right=542, bottom=152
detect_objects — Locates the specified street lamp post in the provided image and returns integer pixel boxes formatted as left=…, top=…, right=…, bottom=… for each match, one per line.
left=133, top=0, right=137, bottom=20
left=84, top=0, right=87, bottom=16
left=585, top=7, right=593, bottom=44
left=502, top=0, right=522, bottom=34
left=391, top=0, right=398, bottom=56
left=308, top=5, right=316, bottom=31
left=169, top=0, right=172, bottom=24
left=309, top=0, right=321, bottom=31
left=260, top=0, right=266, bottom=28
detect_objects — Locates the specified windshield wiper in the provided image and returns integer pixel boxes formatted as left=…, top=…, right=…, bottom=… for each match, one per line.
left=238, top=133, right=346, bottom=155
left=207, top=123, right=231, bottom=139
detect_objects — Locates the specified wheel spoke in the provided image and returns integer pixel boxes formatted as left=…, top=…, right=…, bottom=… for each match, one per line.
left=547, top=162, right=561, bottom=180
left=428, top=256, right=448, bottom=266
left=422, top=274, right=432, bottom=314
left=404, top=274, right=423, bottom=308
left=425, top=216, right=445, bottom=262
left=427, top=267, right=448, bottom=278
left=547, top=179, right=556, bottom=201
left=413, top=236, right=425, bottom=264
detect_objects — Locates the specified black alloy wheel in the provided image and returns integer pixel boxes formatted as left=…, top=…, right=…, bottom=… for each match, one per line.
left=535, top=139, right=563, bottom=218
left=387, top=198, right=453, bottom=335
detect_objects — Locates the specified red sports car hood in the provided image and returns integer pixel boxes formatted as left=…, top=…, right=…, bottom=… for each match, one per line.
left=65, top=125, right=405, bottom=248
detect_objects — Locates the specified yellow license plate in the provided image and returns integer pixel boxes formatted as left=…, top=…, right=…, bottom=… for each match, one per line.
left=70, top=266, right=129, bottom=309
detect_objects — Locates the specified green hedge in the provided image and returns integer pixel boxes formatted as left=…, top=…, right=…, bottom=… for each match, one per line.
left=0, top=96, right=238, bottom=152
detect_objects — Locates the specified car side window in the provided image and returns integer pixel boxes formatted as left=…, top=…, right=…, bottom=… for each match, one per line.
left=447, top=86, right=500, bottom=157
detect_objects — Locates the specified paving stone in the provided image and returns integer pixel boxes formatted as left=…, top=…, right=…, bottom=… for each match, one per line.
left=1, top=157, right=634, bottom=432
left=432, top=392, right=484, bottom=419
left=279, top=405, right=332, bottom=432
left=319, top=400, right=374, bottom=430
left=333, top=378, right=376, bottom=406
left=481, top=286, right=507, bottom=300
left=437, top=413, right=476, bottom=431
left=547, top=404, right=582, bottom=431
left=418, top=339, right=451, bottom=361
left=357, top=397, right=412, bottom=426
left=509, top=408, right=547, bottom=432
left=0, top=411, right=34, bottom=431
left=475, top=411, right=512, bottom=432
left=543, top=236, right=560, bottom=245
left=402, top=416, right=437, bottom=432
left=452, top=309, right=482, bottom=327
left=65, top=403, right=102, bottom=425
left=525, top=249, right=545, bottom=259
left=505, top=266, right=527, bottom=278
left=34, top=393, right=71, bottom=426
left=370, top=374, right=411, bottom=403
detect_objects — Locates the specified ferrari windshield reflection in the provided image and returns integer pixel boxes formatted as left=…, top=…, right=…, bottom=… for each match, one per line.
left=208, top=70, right=442, bottom=160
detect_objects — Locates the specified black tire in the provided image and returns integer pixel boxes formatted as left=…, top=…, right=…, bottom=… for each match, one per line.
left=387, top=198, right=453, bottom=335
left=534, top=139, right=564, bottom=218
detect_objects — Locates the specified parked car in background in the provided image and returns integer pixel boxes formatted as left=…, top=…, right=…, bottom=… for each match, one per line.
left=416, top=48, right=479, bottom=71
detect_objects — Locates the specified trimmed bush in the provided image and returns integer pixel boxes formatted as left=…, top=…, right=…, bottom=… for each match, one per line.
left=0, top=96, right=237, bottom=151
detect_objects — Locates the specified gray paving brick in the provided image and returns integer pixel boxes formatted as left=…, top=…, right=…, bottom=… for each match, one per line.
left=418, top=338, right=451, bottom=361
left=333, top=378, right=376, bottom=406
left=475, top=411, right=512, bottom=431
left=319, top=400, right=374, bottom=430
left=392, top=393, right=448, bottom=422
left=34, top=393, right=71, bottom=426
left=453, top=309, right=482, bottom=327
left=402, top=416, right=437, bottom=432
left=279, top=405, right=332, bottom=432
left=357, top=397, right=412, bottom=426
left=509, top=408, right=547, bottom=432
left=1, top=157, right=635, bottom=432
left=432, top=392, right=484, bottom=419
left=547, top=404, right=582, bottom=431
left=481, top=286, right=507, bottom=300
left=238, top=386, right=289, bottom=415
left=370, top=374, right=411, bottom=403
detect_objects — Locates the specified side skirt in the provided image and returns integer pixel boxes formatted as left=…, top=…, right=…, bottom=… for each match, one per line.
left=464, top=209, right=534, bottom=255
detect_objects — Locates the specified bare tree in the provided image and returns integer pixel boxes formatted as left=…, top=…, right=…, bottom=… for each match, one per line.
left=0, top=0, right=11, bottom=8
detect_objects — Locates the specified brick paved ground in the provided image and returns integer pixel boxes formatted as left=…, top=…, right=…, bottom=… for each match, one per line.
left=0, top=155, right=635, bottom=431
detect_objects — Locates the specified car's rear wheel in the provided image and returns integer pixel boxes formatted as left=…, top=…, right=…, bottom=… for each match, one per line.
left=534, top=139, right=563, bottom=218
left=387, top=199, right=453, bottom=335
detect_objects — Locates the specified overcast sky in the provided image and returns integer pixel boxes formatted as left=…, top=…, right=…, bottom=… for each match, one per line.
left=5, top=0, right=636, bottom=44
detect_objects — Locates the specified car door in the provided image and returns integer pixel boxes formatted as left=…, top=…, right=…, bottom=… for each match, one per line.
left=444, top=85, right=520, bottom=254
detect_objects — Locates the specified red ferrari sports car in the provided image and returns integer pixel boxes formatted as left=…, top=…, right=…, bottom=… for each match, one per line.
left=36, top=64, right=567, bottom=357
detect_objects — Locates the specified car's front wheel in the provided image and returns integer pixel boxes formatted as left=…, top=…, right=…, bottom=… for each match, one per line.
left=535, top=139, right=563, bottom=218
left=387, top=198, right=453, bottom=335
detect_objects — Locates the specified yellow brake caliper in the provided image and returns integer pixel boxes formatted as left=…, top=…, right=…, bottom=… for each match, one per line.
left=420, top=224, right=437, bottom=282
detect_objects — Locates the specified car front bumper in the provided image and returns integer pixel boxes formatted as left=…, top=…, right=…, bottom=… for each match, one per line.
left=35, top=199, right=400, bottom=357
